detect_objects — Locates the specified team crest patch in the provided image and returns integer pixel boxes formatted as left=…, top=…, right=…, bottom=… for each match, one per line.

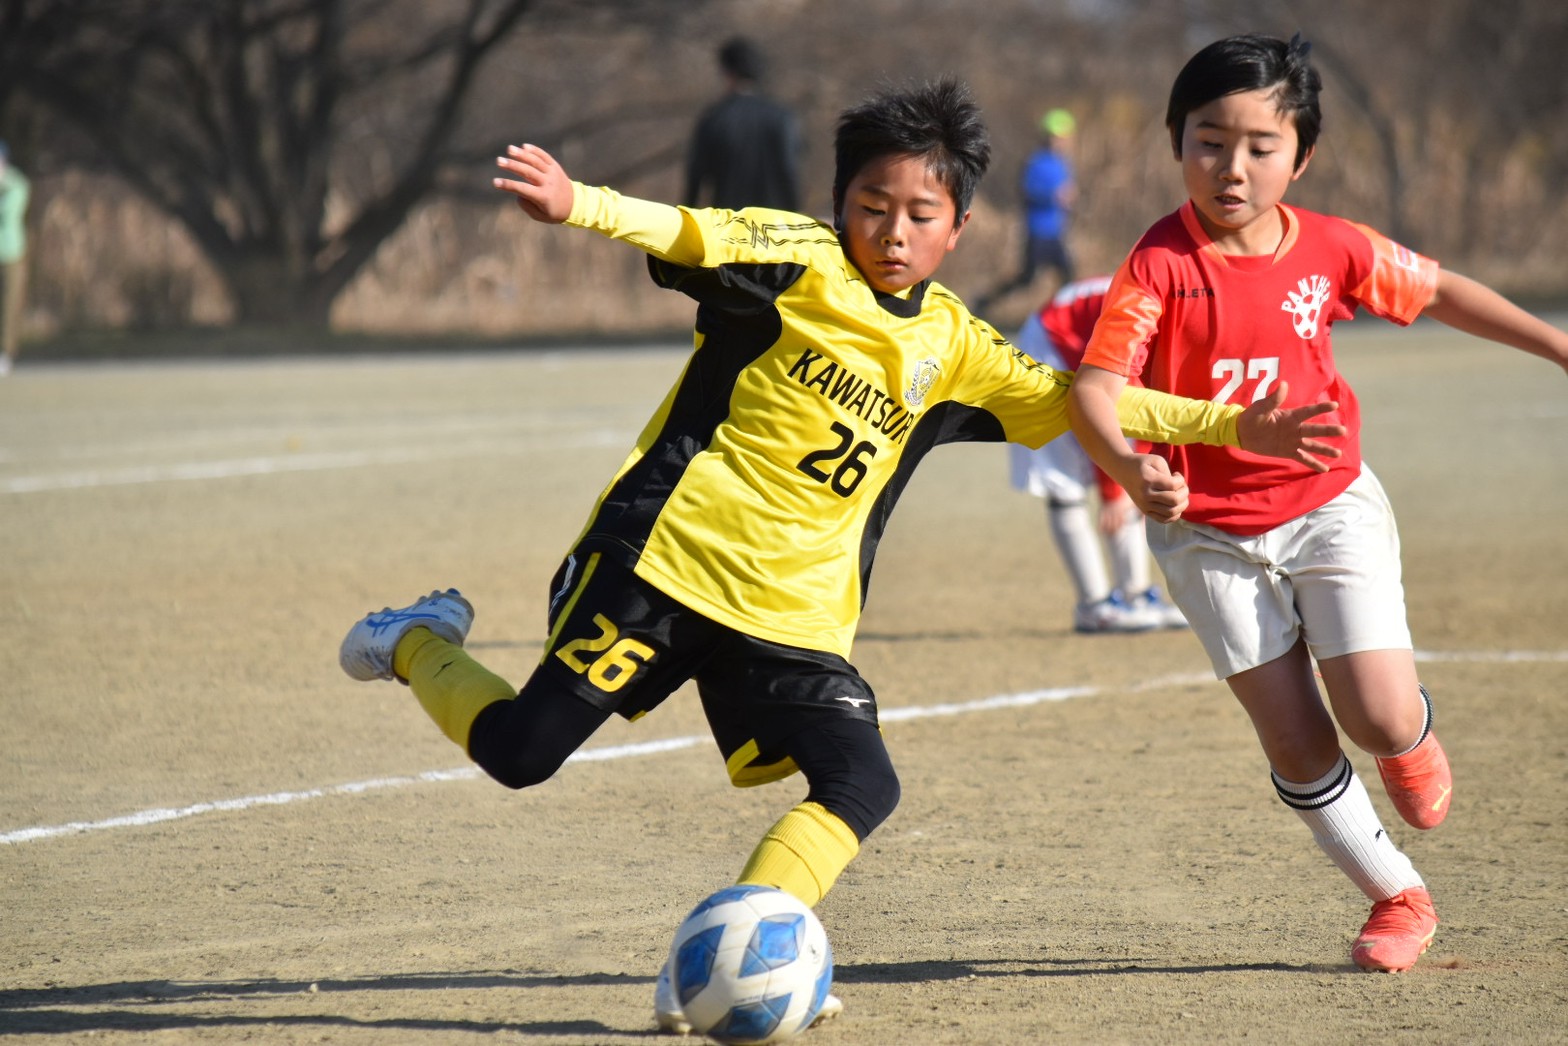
left=903, top=358, right=941, bottom=410
left=1281, top=274, right=1332, bottom=339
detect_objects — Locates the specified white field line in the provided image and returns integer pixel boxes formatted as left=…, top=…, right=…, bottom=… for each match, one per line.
left=4, top=657, right=1561, bottom=847
left=1, top=431, right=631, bottom=494
left=5, top=406, right=635, bottom=464
left=1, top=674, right=1204, bottom=846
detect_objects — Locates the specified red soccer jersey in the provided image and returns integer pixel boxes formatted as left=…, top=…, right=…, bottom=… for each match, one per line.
left=1081, top=202, right=1439, bottom=534
left=1039, top=275, right=1113, bottom=369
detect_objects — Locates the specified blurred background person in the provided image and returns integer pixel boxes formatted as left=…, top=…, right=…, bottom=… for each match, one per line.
left=1008, top=275, right=1188, bottom=633
left=0, top=140, right=29, bottom=377
left=683, top=35, right=803, bottom=211
left=978, top=107, right=1077, bottom=316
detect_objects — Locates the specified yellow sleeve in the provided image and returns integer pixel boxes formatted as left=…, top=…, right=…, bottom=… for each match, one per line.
left=1115, top=385, right=1241, bottom=447
left=564, top=182, right=706, bottom=266
left=942, top=312, right=1239, bottom=451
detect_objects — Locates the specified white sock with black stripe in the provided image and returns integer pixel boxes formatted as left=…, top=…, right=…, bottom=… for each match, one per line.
left=1386, top=684, right=1434, bottom=758
left=1272, top=753, right=1424, bottom=900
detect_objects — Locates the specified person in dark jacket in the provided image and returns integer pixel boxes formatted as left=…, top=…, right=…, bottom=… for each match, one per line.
left=683, top=36, right=803, bottom=211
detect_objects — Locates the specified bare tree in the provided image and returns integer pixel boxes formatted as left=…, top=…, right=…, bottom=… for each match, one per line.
left=8, top=0, right=1566, bottom=340
left=13, top=0, right=681, bottom=327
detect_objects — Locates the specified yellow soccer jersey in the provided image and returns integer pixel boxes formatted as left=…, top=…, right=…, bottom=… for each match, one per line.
left=564, top=185, right=1241, bottom=657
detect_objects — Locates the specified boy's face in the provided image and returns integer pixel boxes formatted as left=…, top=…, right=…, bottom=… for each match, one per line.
left=837, top=153, right=969, bottom=294
left=1177, top=87, right=1313, bottom=253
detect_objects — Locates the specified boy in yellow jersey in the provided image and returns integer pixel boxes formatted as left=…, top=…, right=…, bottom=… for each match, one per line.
left=340, top=78, right=1343, bottom=1033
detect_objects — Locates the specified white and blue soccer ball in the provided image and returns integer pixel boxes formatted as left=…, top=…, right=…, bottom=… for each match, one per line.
left=666, top=884, right=834, bottom=1045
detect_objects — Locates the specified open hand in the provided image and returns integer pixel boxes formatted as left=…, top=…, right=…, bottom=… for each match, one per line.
left=1236, top=381, right=1346, bottom=473
left=493, top=143, right=574, bottom=223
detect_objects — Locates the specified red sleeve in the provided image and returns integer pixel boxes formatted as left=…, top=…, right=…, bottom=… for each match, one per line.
left=1342, top=220, right=1439, bottom=325
left=1093, top=466, right=1124, bottom=503
left=1080, top=265, right=1161, bottom=377
left=1040, top=276, right=1113, bottom=368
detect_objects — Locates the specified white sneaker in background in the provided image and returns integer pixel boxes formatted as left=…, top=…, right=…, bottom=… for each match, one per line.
left=1130, top=586, right=1189, bottom=630
left=1073, top=592, right=1157, bottom=634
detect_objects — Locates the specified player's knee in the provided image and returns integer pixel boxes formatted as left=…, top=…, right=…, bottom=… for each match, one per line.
left=466, top=680, right=608, bottom=790
left=464, top=701, right=575, bottom=790
left=810, top=754, right=901, bottom=841
left=469, top=741, right=566, bottom=790
left=786, top=716, right=900, bottom=839
left=850, top=761, right=902, bottom=837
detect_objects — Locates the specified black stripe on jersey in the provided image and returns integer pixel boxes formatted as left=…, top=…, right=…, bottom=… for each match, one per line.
left=583, top=260, right=807, bottom=558
left=650, top=257, right=808, bottom=315
left=854, top=400, right=1008, bottom=607
left=1272, top=755, right=1353, bottom=811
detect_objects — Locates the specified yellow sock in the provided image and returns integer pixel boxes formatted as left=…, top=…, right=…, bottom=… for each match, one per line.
left=394, top=627, right=516, bottom=749
left=737, top=802, right=861, bottom=907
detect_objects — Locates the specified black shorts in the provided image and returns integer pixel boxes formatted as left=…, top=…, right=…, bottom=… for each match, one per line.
left=1023, top=234, right=1072, bottom=281
left=539, top=550, right=880, bottom=786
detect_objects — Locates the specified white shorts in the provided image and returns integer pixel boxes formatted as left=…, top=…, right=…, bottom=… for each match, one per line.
left=1009, top=438, right=1094, bottom=503
left=1007, top=319, right=1100, bottom=504
left=1147, top=467, right=1412, bottom=680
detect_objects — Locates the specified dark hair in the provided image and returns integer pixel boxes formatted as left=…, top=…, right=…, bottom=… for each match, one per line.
left=1166, top=33, right=1321, bottom=170
left=718, top=36, right=764, bottom=82
left=832, top=77, right=991, bottom=229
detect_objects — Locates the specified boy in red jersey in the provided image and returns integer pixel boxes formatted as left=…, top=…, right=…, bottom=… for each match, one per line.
left=1008, top=275, right=1188, bottom=632
left=1069, top=33, right=1568, bottom=973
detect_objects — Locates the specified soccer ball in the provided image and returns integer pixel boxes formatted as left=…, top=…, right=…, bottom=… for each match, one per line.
left=666, top=884, right=834, bottom=1045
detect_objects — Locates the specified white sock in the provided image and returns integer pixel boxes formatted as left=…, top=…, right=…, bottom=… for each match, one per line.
left=1047, top=500, right=1109, bottom=605
left=1106, top=513, right=1151, bottom=596
left=1272, top=754, right=1424, bottom=901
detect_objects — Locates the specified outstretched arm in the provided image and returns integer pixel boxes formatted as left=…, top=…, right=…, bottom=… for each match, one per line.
left=494, top=143, right=576, bottom=224
left=1069, top=365, right=1348, bottom=522
left=492, top=142, right=698, bottom=265
left=1424, top=270, right=1568, bottom=375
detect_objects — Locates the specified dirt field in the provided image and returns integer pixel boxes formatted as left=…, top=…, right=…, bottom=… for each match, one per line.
left=2, top=323, right=1565, bottom=1044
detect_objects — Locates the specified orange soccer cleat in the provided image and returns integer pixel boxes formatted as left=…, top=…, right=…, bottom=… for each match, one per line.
left=1352, top=887, right=1438, bottom=972
left=1376, top=730, right=1452, bottom=830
